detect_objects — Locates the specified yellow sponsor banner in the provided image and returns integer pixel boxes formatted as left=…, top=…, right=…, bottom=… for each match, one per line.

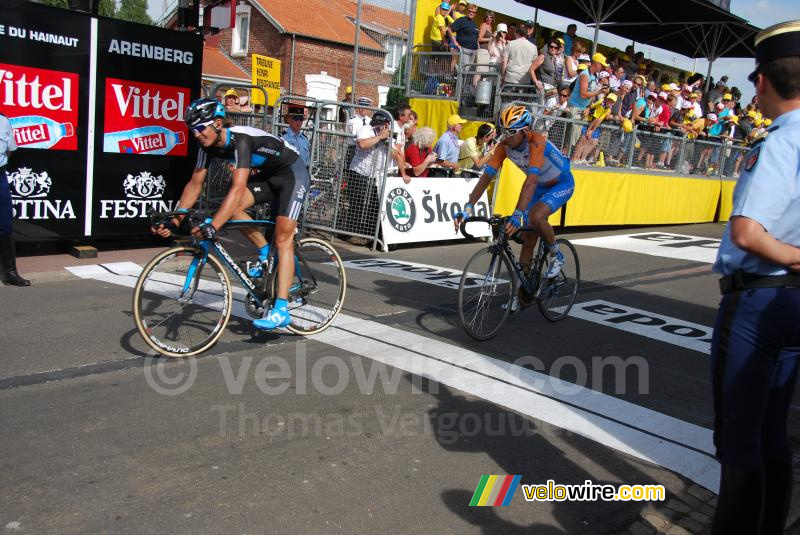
left=565, top=169, right=720, bottom=226
left=493, top=161, right=561, bottom=224
left=251, top=54, right=281, bottom=106
left=718, top=179, right=736, bottom=222
left=409, top=97, right=459, bottom=139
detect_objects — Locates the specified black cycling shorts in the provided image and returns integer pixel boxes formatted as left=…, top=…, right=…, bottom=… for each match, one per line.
left=246, top=158, right=310, bottom=220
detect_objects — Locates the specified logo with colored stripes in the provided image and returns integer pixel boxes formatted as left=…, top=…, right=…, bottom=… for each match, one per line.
left=470, top=475, right=522, bottom=506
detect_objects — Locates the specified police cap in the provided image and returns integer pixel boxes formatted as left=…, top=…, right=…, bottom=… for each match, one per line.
left=749, top=20, right=800, bottom=81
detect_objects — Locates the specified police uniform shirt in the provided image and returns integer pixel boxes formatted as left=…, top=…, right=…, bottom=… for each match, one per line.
left=712, top=107, right=800, bottom=276
left=348, top=114, right=370, bottom=136
left=281, top=129, right=311, bottom=166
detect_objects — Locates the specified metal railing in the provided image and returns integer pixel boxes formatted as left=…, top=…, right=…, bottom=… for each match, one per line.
left=457, top=64, right=501, bottom=120
left=407, top=45, right=463, bottom=101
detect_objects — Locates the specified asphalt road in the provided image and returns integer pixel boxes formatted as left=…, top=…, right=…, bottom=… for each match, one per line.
left=1, top=223, right=798, bottom=534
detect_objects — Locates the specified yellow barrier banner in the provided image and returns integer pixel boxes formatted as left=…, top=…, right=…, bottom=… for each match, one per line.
left=409, top=98, right=459, bottom=139
left=493, top=161, right=561, bottom=224
left=565, top=169, right=720, bottom=226
left=251, top=54, right=281, bottom=106
left=719, top=180, right=736, bottom=222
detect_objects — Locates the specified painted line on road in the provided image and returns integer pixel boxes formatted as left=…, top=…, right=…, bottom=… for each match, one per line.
left=569, top=300, right=713, bottom=355
left=67, top=262, right=720, bottom=491
left=572, top=232, right=720, bottom=264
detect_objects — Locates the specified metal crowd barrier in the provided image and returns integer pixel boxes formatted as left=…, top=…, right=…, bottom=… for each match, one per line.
left=273, top=95, right=394, bottom=251
left=408, top=45, right=463, bottom=101
left=457, top=64, right=500, bottom=121
left=510, top=100, right=749, bottom=178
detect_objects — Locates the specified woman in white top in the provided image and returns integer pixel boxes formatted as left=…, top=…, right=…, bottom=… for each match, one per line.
left=562, top=40, right=586, bottom=85
left=487, top=23, right=508, bottom=69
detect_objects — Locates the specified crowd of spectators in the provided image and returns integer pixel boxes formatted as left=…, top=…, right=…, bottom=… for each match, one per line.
left=426, top=6, right=770, bottom=175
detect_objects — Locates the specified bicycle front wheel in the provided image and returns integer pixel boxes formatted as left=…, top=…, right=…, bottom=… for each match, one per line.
left=284, top=237, right=346, bottom=335
left=458, top=247, right=516, bottom=341
left=133, top=246, right=233, bottom=357
left=536, top=239, right=580, bottom=322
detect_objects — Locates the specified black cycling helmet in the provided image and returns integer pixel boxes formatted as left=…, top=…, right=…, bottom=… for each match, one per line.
left=370, top=113, right=391, bottom=127
left=184, top=98, right=225, bottom=128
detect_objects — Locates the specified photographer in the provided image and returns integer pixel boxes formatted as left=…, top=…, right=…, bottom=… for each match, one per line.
left=344, top=112, right=394, bottom=245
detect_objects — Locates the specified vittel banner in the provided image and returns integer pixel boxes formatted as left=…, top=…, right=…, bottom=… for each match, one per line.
left=91, top=18, right=201, bottom=237
left=1, top=0, right=90, bottom=240
left=0, top=63, right=79, bottom=151
left=103, top=78, right=189, bottom=156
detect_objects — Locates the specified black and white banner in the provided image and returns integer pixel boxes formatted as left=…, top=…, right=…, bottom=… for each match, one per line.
left=380, top=176, right=492, bottom=246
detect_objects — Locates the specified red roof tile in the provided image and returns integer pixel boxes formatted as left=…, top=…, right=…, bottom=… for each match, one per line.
left=201, top=46, right=251, bottom=81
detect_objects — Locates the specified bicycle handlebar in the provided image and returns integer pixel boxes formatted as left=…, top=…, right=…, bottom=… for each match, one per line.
left=459, top=215, right=505, bottom=239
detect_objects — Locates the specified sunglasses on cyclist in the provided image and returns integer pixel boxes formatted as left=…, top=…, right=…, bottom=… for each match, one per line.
left=191, top=121, right=213, bottom=134
left=499, top=127, right=524, bottom=137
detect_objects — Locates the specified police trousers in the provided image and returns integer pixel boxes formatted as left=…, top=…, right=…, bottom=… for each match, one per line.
left=711, top=287, right=800, bottom=469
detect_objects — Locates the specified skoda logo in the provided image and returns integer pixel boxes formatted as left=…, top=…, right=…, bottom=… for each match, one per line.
left=385, top=187, right=415, bottom=232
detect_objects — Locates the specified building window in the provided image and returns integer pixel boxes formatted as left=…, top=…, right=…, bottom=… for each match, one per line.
left=384, top=38, right=403, bottom=73
left=231, top=4, right=251, bottom=56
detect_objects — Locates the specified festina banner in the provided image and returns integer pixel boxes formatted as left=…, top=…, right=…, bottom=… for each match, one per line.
left=0, top=0, right=202, bottom=240
left=0, top=1, right=90, bottom=240
left=380, top=176, right=492, bottom=246
left=91, top=18, right=201, bottom=237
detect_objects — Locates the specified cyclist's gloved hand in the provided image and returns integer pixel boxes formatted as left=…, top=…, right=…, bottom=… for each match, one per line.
left=508, top=209, right=527, bottom=231
left=199, top=217, right=217, bottom=240
left=454, top=202, right=474, bottom=233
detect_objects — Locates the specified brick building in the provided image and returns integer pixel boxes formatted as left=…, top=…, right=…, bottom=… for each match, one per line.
left=196, top=0, right=409, bottom=113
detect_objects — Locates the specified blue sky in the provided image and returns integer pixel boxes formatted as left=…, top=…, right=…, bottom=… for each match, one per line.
left=147, top=0, right=800, bottom=102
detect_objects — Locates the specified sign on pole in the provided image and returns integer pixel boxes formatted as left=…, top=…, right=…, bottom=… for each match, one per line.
left=251, top=54, right=281, bottom=106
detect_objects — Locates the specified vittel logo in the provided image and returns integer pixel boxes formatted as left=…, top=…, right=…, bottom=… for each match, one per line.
left=0, top=68, right=73, bottom=111
left=110, top=82, right=185, bottom=121
left=7, top=167, right=76, bottom=220
left=99, top=171, right=178, bottom=219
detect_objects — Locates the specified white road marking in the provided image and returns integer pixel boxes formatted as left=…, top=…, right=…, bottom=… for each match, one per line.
left=68, top=262, right=720, bottom=491
left=569, top=300, right=713, bottom=354
left=340, top=258, right=501, bottom=290
left=572, top=232, right=721, bottom=264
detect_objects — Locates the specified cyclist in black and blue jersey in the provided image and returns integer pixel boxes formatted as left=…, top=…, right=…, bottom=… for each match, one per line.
left=456, top=105, right=575, bottom=311
left=153, top=98, right=310, bottom=330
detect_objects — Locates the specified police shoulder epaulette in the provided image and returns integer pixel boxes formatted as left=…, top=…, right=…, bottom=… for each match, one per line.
left=766, top=124, right=780, bottom=133
left=749, top=135, right=768, bottom=148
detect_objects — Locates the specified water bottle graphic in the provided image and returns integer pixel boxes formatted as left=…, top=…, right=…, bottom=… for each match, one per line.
left=103, top=126, right=186, bottom=155
left=10, top=115, right=75, bottom=150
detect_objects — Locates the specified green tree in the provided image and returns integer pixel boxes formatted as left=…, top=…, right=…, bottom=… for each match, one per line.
left=37, top=0, right=69, bottom=7
left=98, top=0, right=116, bottom=18
left=117, top=0, right=152, bottom=24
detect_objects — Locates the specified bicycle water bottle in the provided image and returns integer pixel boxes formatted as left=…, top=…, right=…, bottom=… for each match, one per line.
left=10, top=115, right=74, bottom=149
left=103, top=126, right=186, bottom=155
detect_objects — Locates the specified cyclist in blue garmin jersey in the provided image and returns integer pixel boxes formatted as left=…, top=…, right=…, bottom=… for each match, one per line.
left=152, top=98, right=310, bottom=330
left=455, top=105, right=575, bottom=311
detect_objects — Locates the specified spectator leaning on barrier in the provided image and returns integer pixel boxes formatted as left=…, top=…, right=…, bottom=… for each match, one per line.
left=459, top=123, right=496, bottom=172
left=434, top=114, right=467, bottom=171
left=281, top=105, right=311, bottom=167
left=0, top=112, right=29, bottom=287
left=223, top=89, right=240, bottom=112
left=450, top=3, right=479, bottom=68
left=572, top=92, right=616, bottom=164
left=501, top=23, right=538, bottom=85
left=709, top=20, right=800, bottom=535
left=391, top=104, right=412, bottom=183
left=405, top=126, right=438, bottom=178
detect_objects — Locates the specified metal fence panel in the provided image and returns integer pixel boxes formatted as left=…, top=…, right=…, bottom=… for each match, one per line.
left=457, top=64, right=500, bottom=121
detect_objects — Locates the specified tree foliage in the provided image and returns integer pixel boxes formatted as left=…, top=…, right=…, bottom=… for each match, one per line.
left=117, top=0, right=152, bottom=24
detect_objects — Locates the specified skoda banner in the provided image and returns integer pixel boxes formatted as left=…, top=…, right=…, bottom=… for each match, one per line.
left=380, top=176, right=492, bottom=246
left=0, top=0, right=202, bottom=241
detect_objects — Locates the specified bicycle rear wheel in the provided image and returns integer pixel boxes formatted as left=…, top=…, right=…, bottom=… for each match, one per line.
left=133, top=246, right=233, bottom=357
left=458, top=247, right=516, bottom=341
left=536, top=239, right=580, bottom=322
left=284, top=237, right=346, bottom=335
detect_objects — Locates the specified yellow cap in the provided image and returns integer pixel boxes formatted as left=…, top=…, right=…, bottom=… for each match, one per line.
left=346, top=86, right=352, bottom=93
left=661, top=83, right=671, bottom=91
left=754, top=118, right=763, bottom=127
left=447, top=114, right=467, bottom=126
left=764, top=118, right=772, bottom=126
left=605, top=92, right=618, bottom=102
left=746, top=110, right=757, bottom=118
left=592, top=53, right=609, bottom=67
left=729, top=115, right=739, bottom=124
left=723, top=93, right=733, bottom=100
left=622, top=118, right=633, bottom=133
left=224, top=89, right=239, bottom=98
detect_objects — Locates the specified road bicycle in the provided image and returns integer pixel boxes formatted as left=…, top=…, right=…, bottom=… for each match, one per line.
left=132, top=210, right=346, bottom=357
left=457, top=216, right=580, bottom=341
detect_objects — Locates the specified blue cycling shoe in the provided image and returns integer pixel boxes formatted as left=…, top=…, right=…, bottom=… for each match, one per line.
left=253, top=302, right=291, bottom=330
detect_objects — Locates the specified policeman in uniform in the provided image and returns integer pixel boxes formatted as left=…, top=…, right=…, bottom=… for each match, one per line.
left=710, top=20, right=800, bottom=535
left=281, top=105, right=311, bottom=166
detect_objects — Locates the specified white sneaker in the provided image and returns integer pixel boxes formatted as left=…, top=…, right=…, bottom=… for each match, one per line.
left=545, top=250, right=565, bottom=278
left=501, top=295, right=520, bottom=313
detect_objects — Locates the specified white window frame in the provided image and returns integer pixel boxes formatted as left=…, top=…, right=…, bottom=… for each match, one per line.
left=383, top=38, right=404, bottom=73
left=231, top=4, right=251, bottom=57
